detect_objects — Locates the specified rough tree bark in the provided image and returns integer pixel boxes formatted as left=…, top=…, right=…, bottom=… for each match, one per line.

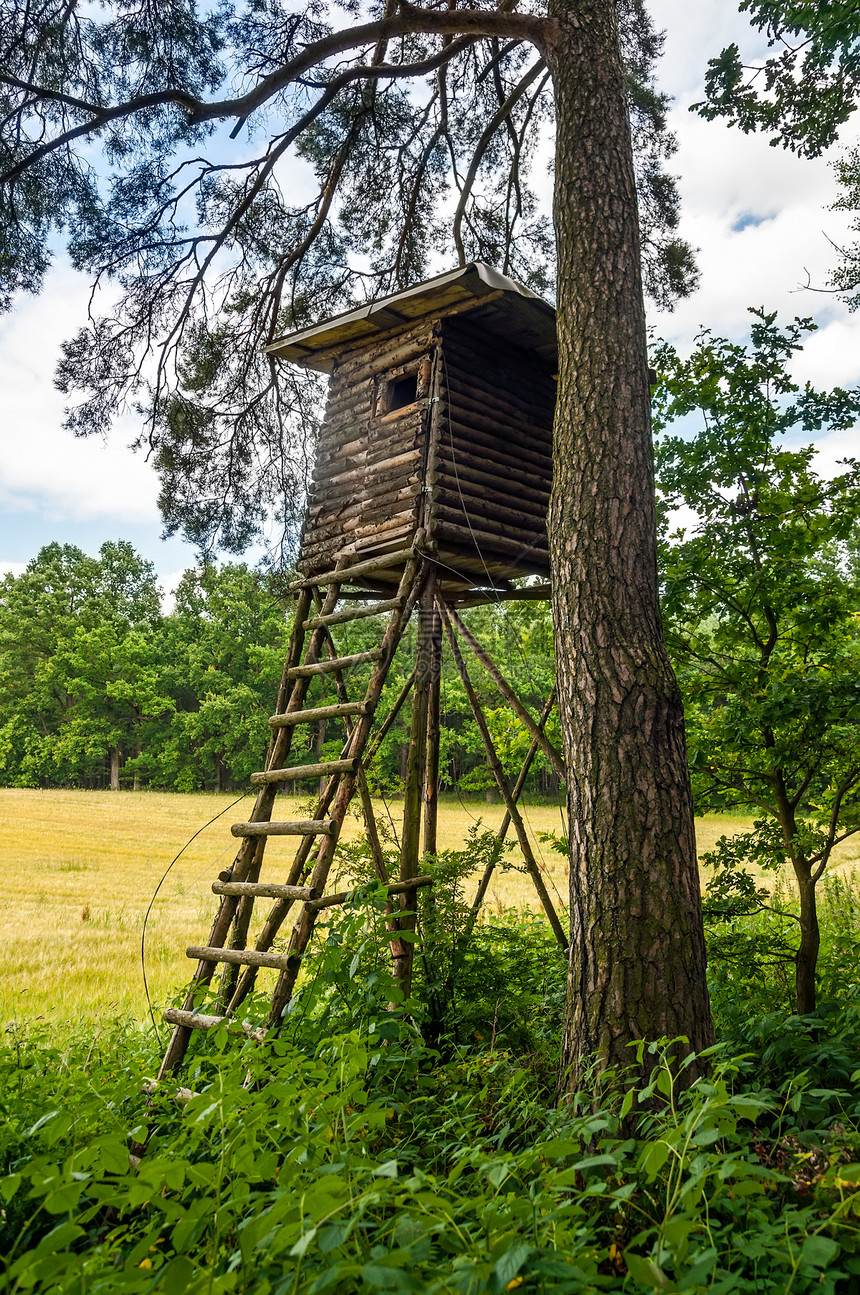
left=545, top=0, right=714, bottom=1088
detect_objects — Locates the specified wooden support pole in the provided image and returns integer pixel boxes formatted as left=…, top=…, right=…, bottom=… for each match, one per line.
left=422, top=595, right=443, bottom=858
left=466, top=692, right=556, bottom=931
left=269, top=587, right=314, bottom=748
left=441, top=607, right=568, bottom=953
left=316, top=623, right=391, bottom=889
left=446, top=606, right=565, bottom=781
left=266, top=558, right=427, bottom=1027
left=223, top=749, right=350, bottom=1018
left=316, top=627, right=425, bottom=977
left=450, top=585, right=552, bottom=608
left=308, top=875, right=433, bottom=911
left=392, top=574, right=436, bottom=993
left=218, top=836, right=265, bottom=1006
left=289, top=545, right=416, bottom=590
left=269, top=701, right=369, bottom=728
left=223, top=601, right=416, bottom=1021
left=356, top=770, right=392, bottom=885
left=159, top=580, right=346, bottom=1078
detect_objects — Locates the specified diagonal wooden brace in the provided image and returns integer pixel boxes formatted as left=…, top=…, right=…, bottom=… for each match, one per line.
left=441, top=605, right=568, bottom=953
left=446, top=605, right=565, bottom=781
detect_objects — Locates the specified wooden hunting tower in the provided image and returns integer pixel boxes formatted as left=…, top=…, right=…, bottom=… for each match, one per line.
left=270, top=262, right=557, bottom=587
left=157, top=266, right=565, bottom=1080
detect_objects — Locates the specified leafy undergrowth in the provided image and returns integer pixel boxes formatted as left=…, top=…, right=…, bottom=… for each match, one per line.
left=2, top=895, right=860, bottom=1293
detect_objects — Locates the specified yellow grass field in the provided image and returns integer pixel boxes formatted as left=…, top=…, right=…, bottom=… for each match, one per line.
left=2, top=788, right=858, bottom=1025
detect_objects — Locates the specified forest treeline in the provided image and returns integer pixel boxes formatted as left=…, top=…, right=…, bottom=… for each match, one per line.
left=0, top=540, right=559, bottom=799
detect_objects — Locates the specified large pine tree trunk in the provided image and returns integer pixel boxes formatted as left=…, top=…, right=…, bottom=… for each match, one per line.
left=545, top=0, right=713, bottom=1087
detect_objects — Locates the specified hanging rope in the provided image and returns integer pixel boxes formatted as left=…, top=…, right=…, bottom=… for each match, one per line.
left=141, top=792, right=252, bottom=1048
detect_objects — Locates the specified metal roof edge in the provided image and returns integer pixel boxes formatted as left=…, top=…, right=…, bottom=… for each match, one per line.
left=265, top=263, right=555, bottom=369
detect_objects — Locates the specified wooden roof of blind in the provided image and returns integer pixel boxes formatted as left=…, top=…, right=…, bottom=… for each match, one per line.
left=265, top=262, right=557, bottom=373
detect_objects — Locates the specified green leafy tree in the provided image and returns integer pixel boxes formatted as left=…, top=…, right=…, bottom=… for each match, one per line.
left=697, top=2, right=860, bottom=303
left=0, top=542, right=163, bottom=787
left=155, top=563, right=292, bottom=790
left=654, top=309, right=860, bottom=1014
left=698, top=2, right=860, bottom=156
left=48, top=622, right=175, bottom=790
left=830, top=147, right=860, bottom=307
left=0, top=545, right=295, bottom=792
left=0, top=0, right=694, bottom=557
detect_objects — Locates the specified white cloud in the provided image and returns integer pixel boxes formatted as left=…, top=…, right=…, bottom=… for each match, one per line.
left=0, top=263, right=163, bottom=525
left=0, top=561, right=27, bottom=579
left=810, top=427, right=860, bottom=478
left=794, top=317, right=860, bottom=389
left=644, top=0, right=860, bottom=399
left=650, top=0, right=772, bottom=96
left=159, top=568, right=189, bottom=613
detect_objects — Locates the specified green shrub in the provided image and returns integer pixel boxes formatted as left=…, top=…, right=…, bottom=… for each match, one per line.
left=2, top=897, right=860, bottom=1293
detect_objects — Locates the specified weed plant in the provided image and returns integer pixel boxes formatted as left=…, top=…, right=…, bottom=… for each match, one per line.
left=2, top=881, right=860, bottom=1292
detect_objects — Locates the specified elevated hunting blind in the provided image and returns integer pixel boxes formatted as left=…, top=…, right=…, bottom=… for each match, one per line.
left=157, top=265, right=566, bottom=1081
left=272, top=261, right=557, bottom=587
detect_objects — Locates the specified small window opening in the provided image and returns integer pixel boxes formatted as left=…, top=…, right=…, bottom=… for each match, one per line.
left=385, top=372, right=418, bottom=413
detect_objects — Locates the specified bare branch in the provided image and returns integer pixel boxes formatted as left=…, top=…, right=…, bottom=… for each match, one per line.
left=1, top=19, right=503, bottom=187
left=452, top=55, right=547, bottom=263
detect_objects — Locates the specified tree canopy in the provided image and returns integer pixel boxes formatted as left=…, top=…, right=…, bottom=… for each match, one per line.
left=0, top=0, right=695, bottom=556
left=698, top=1, right=860, bottom=157
left=1, top=0, right=717, bottom=1077
left=654, top=309, right=860, bottom=1014
left=0, top=542, right=560, bottom=797
left=698, top=2, right=860, bottom=306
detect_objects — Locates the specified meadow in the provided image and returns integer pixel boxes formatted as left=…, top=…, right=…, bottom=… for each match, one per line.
left=2, top=787, right=858, bottom=1024
left=4, top=790, right=860, bottom=1294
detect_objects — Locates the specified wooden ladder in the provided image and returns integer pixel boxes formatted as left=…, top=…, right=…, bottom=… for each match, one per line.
left=158, top=548, right=428, bottom=1078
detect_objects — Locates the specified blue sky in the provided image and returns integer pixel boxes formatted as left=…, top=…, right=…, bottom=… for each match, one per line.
left=1, top=0, right=858, bottom=593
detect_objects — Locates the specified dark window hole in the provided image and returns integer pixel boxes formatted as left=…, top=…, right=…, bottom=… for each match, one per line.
left=387, top=373, right=418, bottom=412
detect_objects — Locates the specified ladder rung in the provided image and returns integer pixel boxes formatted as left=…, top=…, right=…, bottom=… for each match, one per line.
left=308, top=874, right=434, bottom=911
left=212, top=881, right=320, bottom=900
left=163, top=1009, right=225, bottom=1030
left=250, top=758, right=357, bottom=786
left=230, top=819, right=337, bottom=838
left=290, top=546, right=414, bottom=590
left=269, top=701, right=369, bottom=728
left=163, top=1008, right=267, bottom=1041
left=302, top=598, right=402, bottom=631
left=287, top=649, right=383, bottom=679
left=186, top=946, right=291, bottom=970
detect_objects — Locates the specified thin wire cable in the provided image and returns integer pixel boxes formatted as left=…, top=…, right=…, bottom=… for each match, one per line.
left=141, top=792, right=252, bottom=1048
left=440, top=359, right=566, bottom=847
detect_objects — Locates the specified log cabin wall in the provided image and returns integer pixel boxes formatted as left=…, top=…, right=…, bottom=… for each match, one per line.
left=428, top=313, right=554, bottom=580
left=297, top=319, right=439, bottom=576
left=289, top=265, right=558, bottom=586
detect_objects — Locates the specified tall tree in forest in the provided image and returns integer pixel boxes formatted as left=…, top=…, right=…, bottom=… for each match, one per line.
left=0, top=542, right=164, bottom=787
left=159, top=563, right=292, bottom=790
left=0, top=0, right=713, bottom=1076
left=654, top=310, right=860, bottom=1015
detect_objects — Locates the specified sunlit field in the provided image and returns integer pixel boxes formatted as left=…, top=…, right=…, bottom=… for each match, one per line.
left=2, top=788, right=857, bottom=1024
